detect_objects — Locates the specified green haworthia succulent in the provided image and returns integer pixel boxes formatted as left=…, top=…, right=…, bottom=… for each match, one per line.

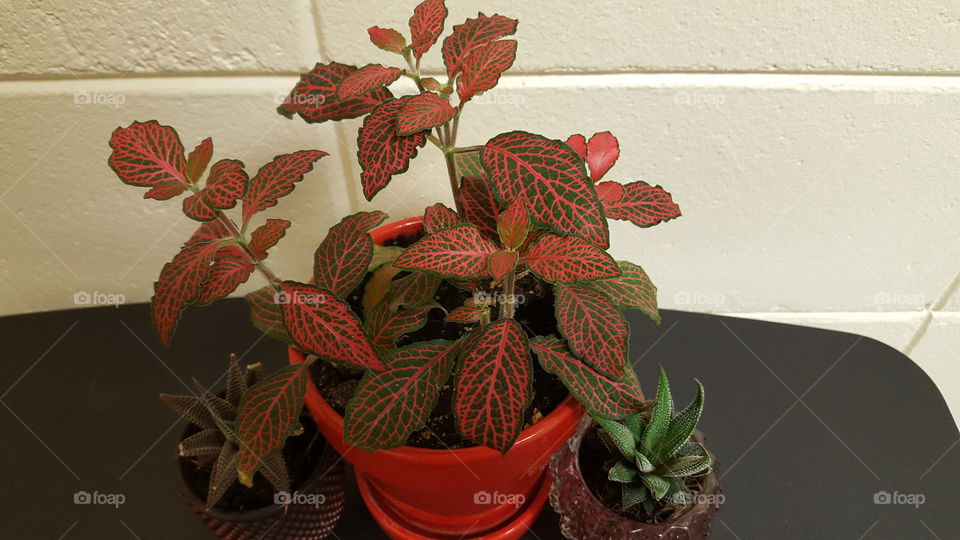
left=593, top=367, right=710, bottom=516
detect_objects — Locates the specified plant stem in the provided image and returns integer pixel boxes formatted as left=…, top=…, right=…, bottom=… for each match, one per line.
left=216, top=213, right=282, bottom=289
left=479, top=308, right=491, bottom=326
left=500, top=268, right=517, bottom=319
left=444, top=150, right=464, bottom=214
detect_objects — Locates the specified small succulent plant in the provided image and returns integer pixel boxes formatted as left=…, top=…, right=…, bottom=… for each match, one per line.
left=593, top=367, right=710, bottom=517
left=161, top=354, right=298, bottom=509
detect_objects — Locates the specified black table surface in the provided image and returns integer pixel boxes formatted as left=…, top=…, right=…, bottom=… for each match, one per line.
left=1, top=299, right=957, bottom=539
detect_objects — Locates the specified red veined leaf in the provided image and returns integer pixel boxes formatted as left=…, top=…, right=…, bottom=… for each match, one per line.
left=279, top=281, right=383, bottom=371
left=185, top=137, right=213, bottom=184
left=596, top=181, right=625, bottom=205
left=602, top=180, right=681, bottom=228
left=242, top=150, right=327, bottom=222
left=497, top=196, right=529, bottom=249
left=587, top=261, right=660, bottom=323
left=565, top=134, right=587, bottom=159
left=235, top=361, right=311, bottom=486
left=408, top=0, right=448, bottom=60
left=390, top=271, right=442, bottom=309
left=453, top=149, right=485, bottom=178
left=182, top=159, right=249, bottom=221
left=453, top=319, right=532, bottom=453
left=586, top=132, right=620, bottom=182
left=337, top=64, right=403, bottom=100
left=421, top=77, right=451, bottom=94
left=358, top=97, right=429, bottom=201
left=196, top=246, right=255, bottom=305
left=445, top=304, right=484, bottom=323
left=423, top=202, right=463, bottom=233
left=394, top=224, right=497, bottom=278
left=488, top=249, right=518, bottom=281
left=368, top=26, right=406, bottom=54
left=248, top=218, right=291, bottom=259
left=314, top=211, right=388, bottom=298
left=555, top=284, right=630, bottom=379
left=278, top=62, right=393, bottom=124
left=397, top=92, right=457, bottom=136
left=151, top=238, right=223, bottom=347
left=344, top=340, right=458, bottom=451
left=442, top=13, right=518, bottom=77
left=185, top=219, right=233, bottom=247
left=143, top=181, right=188, bottom=201
left=365, top=300, right=431, bottom=354
left=524, top=233, right=621, bottom=284
left=457, top=176, right=500, bottom=240
left=457, top=39, right=517, bottom=103
left=369, top=244, right=403, bottom=272
left=482, top=131, right=609, bottom=248
left=530, top=336, right=644, bottom=418
left=246, top=286, right=292, bottom=344
left=108, top=120, right=188, bottom=192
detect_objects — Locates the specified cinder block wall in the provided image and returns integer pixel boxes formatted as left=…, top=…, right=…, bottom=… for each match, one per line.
left=2, top=1, right=958, bottom=419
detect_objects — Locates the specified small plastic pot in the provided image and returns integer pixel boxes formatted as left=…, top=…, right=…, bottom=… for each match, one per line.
left=548, top=416, right=722, bottom=540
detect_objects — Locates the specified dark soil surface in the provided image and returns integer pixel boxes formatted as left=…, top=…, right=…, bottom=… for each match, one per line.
left=578, top=424, right=705, bottom=523
left=309, top=230, right=569, bottom=450
left=179, top=415, right=325, bottom=513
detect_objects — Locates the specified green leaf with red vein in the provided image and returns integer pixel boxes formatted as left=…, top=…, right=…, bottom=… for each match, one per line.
left=586, top=261, right=660, bottom=323
left=394, top=224, right=496, bottom=278
left=185, top=137, right=213, bottom=184
left=369, top=244, right=403, bottom=272
left=524, top=233, right=621, bottom=284
left=596, top=181, right=625, bottom=205
left=235, top=361, right=311, bottom=486
left=453, top=149, right=485, bottom=178
left=344, top=340, right=458, bottom=451
left=531, top=336, right=644, bottom=418
left=442, top=13, right=518, bottom=77
left=453, top=319, right=532, bottom=453
left=602, top=181, right=681, bottom=228
left=337, top=64, right=403, bottom=100
left=488, top=249, right=518, bottom=281
left=314, top=211, right=388, bottom=298
left=445, top=304, right=484, bottom=323
left=482, top=131, right=609, bottom=248
left=565, top=134, right=587, bottom=159
left=358, top=97, right=429, bottom=201
left=196, top=246, right=255, bottom=305
left=555, top=284, right=630, bottom=379
left=457, top=39, right=517, bottom=103
left=585, top=131, right=620, bottom=182
left=408, top=0, right=447, bottom=60
left=390, top=271, right=442, bottom=309
left=457, top=176, right=500, bottom=240
left=423, top=202, right=463, bottom=233
left=365, top=300, right=431, bottom=354
left=278, top=62, right=393, bottom=124
left=368, top=26, right=406, bottom=54
left=497, top=196, right=529, bottom=250
left=248, top=219, right=291, bottom=259
left=185, top=219, right=233, bottom=247
left=242, top=150, right=327, bottom=222
left=422, top=77, right=451, bottom=95
left=152, top=237, right=223, bottom=347
left=182, top=159, right=248, bottom=221
left=246, top=286, right=293, bottom=344
left=108, top=120, right=188, bottom=196
left=279, top=281, right=383, bottom=371
left=397, top=93, right=457, bottom=136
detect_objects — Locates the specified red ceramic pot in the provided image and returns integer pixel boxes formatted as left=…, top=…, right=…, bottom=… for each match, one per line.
left=289, top=216, right=585, bottom=539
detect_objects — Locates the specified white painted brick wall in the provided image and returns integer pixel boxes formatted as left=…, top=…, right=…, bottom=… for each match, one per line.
left=1, top=1, right=957, bottom=420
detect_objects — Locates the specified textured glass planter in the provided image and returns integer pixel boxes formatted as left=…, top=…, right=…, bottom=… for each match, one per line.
left=549, top=416, right=722, bottom=540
